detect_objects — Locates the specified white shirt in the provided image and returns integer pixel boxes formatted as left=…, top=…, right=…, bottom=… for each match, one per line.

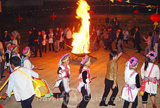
left=48, top=33, right=54, bottom=43
left=66, top=30, right=72, bottom=39
left=6, top=66, right=39, bottom=101
left=141, top=63, right=160, bottom=94
left=23, top=57, right=35, bottom=70
left=42, top=34, right=47, bottom=45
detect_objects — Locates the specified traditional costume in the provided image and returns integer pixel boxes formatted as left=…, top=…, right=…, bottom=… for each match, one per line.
left=21, top=46, right=35, bottom=70
left=10, top=45, right=21, bottom=72
left=121, top=57, right=140, bottom=108
left=141, top=51, right=159, bottom=108
left=5, top=41, right=12, bottom=72
left=10, top=45, right=21, bottom=59
left=53, top=53, right=71, bottom=108
left=77, top=55, right=91, bottom=108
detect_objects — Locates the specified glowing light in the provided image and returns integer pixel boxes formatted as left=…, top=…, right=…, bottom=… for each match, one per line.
left=71, top=0, right=90, bottom=54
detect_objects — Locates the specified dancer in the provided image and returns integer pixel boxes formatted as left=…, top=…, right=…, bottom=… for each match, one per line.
left=53, top=53, right=71, bottom=108
left=121, top=57, right=140, bottom=108
left=1, top=56, right=39, bottom=108
left=10, top=45, right=21, bottom=59
left=5, top=41, right=12, bottom=73
left=21, top=46, right=43, bottom=70
left=10, top=45, right=21, bottom=72
left=142, top=32, right=152, bottom=55
left=141, top=51, right=159, bottom=108
left=21, top=46, right=35, bottom=70
left=99, top=51, right=122, bottom=107
left=77, top=55, right=96, bottom=108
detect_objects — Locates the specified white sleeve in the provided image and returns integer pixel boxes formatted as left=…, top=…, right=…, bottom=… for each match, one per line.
left=24, top=60, right=34, bottom=70
left=124, top=61, right=130, bottom=82
left=141, top=63, right=145, bottom=80
left=6, top=75, right=15, bottom=98
left=30, top=69, right=39, bottom=78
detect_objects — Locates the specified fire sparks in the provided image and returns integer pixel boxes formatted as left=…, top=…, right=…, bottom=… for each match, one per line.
left=71, top=0, right=90, bottom=54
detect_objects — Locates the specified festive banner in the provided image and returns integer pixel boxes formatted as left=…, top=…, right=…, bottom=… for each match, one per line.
left=126, top=0, right=130, bottom=3
left=0, top=1, right=2, bottom=12
left=110, top=0, right=114, bottom=3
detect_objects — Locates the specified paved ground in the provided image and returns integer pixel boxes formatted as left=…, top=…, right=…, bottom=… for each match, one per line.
left=0, top=42, right=160, bottom=108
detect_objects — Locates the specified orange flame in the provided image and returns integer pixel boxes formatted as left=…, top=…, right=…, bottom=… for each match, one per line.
left=71, top=0, right=90, bottom=54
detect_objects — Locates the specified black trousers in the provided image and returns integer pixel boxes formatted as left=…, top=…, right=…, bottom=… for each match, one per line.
left=142, top=92, right=156, bottom=104
left=34, top=44, right=42, bottom=57
left=136, top=43, right=142, bottom=52
left=100, top=78, right=118, bottom=105
left=53, top=82, right=69, bottom=108
left=42, top=45, right=46, bottom=53
left=123, top=96, right=138, bottom=108
left=158, top=46, right=160, bottom=63
left=21, top=95, right=34, bottom=108
left=49, top=43, right=55, bottom=51
left=78, top=86, right=91, bottom=108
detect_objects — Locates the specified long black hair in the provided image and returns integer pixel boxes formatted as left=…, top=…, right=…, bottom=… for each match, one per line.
left=79, top=64, right=85, bottom=74
left=144, top=53, right=154, bottom=71
left=110, top=51, right=117, bottom=60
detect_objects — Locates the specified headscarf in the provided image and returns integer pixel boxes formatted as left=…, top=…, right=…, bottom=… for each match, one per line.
left=22, top=46, right=30, bottom=56
left=11, top=45, right=19, bottom=53
left=59, top=53, right=70, bottom=66
left=5, top=41, right=12, bottom=48
left=128, top=57, right=139, bottom=69
left=81, top=55, right=90, bottom=65
left=146, top=51, right=157, bottom=61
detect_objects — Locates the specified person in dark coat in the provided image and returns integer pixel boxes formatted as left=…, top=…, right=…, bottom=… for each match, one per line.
left=134, top=27, right=142, bottom=53
left=34, top=31, right=43, bottom=57
left=2, top=31, right=11, bottom=43
left=28, top=30, right=35, bottom=54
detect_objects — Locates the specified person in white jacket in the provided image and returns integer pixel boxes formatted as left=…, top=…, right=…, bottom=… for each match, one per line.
left=1, top=56, right=39, bottom=108
left=121, top=57, right=140, bottom=108
left=141, top=51, right=160, bottom=108
left=53, top=53, right=71, bottom=108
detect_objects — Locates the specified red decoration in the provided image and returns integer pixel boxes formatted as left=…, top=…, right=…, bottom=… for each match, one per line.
left=88, top=10, right=94, bottom=15
left=16, top=16, right=23, bottom=22
left=153, top=6, right=158, bottom=9
left=134, top=10, right=140, bottom=15
left=150, top=13, right=160, bottom=22
left=140, top=3, right=145, bottom=5
left=50, top=14, right=57, bottom=20
left=118, top=0, right=122, bottom=2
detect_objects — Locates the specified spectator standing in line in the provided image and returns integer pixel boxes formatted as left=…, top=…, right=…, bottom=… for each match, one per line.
left=2, top=31, right=11, bottom=44
left=11, top=28, right=21, bottom=45
left=66, top=27, right=72, bottom=48
left=55, top=27, right=61, bottom=52
left=60, top=28, right=65, bottom=50
left=48, top=28, right=55, bottom=52
left=34, top=31, right=42, bottom=57
left=28, top=30, right=35, bottom=56
left=42, top=30, right=47, bottom=53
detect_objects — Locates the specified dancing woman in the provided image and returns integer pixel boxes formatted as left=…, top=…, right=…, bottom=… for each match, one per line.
left=141, top=51, right=160, bottom=108
left=77, top=55, right=96, bottom=108
left=53, top=53, right=71, bottom=108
